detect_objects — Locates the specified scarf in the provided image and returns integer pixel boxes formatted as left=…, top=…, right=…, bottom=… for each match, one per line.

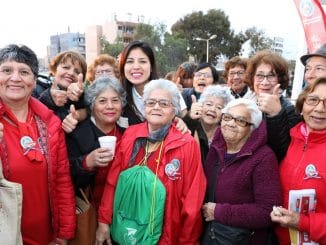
left=129, top=123, right=171, bottom=166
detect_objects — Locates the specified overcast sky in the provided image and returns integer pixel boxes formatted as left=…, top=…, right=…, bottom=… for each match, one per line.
left=0, top=0, right=307, bottom=59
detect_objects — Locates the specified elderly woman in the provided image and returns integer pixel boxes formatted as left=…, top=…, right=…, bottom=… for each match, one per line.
left=223, top=56, right=255, bottom=99
left=96, top=79, right=206, bottom=244
left=86, top=54, right=119, bottom=84
left=245, top=50, right=301, bottom=160
left=65, top=76, right=126, bottom=244
left=0, top=45, right=75, bottom=244
left=202, top=99, right=282, bottom=244
left=66, top=76, right=126, bottom=209
left=38, top=50, right=87, bottom=120
left=271, top=77, right=326, bottom=244
left=186, top=84, right=232, bottom=164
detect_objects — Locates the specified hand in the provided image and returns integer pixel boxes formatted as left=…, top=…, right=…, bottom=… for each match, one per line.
left=173, top=117, right=190, bottom=134
left=96, top=222, right=112, bottom=245
left=202, top=202, right=216, bottom=221
left=67, top=73, right=84, bottom=101
left=86, top=147, right=114, bottom=168
left=50, top=79, right=68, bottom=107
left=62, top=105, right=79, bottom=133
left=189, top=95, right=203, bottom=119
left=270, top=206, right=300, bottom=229
left=257, top=84, right=282, bottom=116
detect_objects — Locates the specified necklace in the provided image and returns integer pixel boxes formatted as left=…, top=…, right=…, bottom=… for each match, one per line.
left=138, top=140, right=164, bottom=166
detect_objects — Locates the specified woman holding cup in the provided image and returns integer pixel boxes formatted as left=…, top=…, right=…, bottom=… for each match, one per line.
left=65, top=76, right=126, bottom=209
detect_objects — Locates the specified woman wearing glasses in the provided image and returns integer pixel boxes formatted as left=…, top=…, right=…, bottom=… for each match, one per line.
left=271, top=77, right=326, bottom=244
left=202, top=98, right=282, bottom=244
left=182, top=62, right=220, bottom=110
left=96, top=79, right=206, bottom=244
left=245, top=50, right=301, bottom=160
left=223, top=56, right=255, bottom=99
left=186, top=84, right=232, bottom=164
left=86, top=54, right=119, bottom=85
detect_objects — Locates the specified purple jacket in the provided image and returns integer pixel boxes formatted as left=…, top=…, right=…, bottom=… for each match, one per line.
left=205, top=121, right=282, bottom=244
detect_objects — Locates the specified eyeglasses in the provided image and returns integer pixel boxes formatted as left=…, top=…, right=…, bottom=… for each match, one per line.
left=221, top=113, right=253, bottom=127
left=229, top=71, right=245, bottom=78
left=95, top=69, right=114, bottom=76
left=305, top=96, right=326, bottom=107
left=203, top=101, right=223, bottom=110
left=194, top=72, right=212, bottom=78
left=254, top=73, right=278, bottom=83
left=144, top=98, right=173, bottom=108
left=0, top=67, right=34, bottom=79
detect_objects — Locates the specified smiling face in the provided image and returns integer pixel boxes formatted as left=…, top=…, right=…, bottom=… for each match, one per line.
left=145, top=89, right=175, bottom=132
left=193, top=67, right=214, bottom=93
left=221, top=104, right=252, bottom=151
left=253, top=63, right=279, bottom=95
left=304, top=56, right=326, bottom=86
left=92, top=88, right=123, bottom=131
left=54, top=58, right=83, bottom=89
left=124, top=47, right=151, bottom=91
left=201, top=96, right=224, bottom=126
left=302, top=83, right=326, bottom=133
left=0, top=61, right=36, bottom=104
left=227, top=65, right=246, bottom=94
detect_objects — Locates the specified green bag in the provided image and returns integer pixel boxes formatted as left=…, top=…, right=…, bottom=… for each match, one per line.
left=110, top=165, right=166, bottom=245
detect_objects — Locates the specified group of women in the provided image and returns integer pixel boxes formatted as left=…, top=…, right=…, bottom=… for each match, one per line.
left=0, top=40, right=325, bottom=245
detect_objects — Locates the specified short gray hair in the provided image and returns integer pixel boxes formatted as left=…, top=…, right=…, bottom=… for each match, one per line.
left=0, top=44, right=38, bottom=77
left=143, top=79, right=181, bottom=116
left=199, top=85, right=233, bottom=106
left=85, top=76, right=126, bottom=111
left=221, top=98, right=262, bottom=129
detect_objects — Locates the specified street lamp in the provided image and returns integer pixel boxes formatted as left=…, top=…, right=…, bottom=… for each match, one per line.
left=195, top=34, right=217, bottom=63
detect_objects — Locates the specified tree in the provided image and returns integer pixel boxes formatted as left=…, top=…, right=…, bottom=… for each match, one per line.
left=134, top=22, right=188, bottom=77
left=238, top=27, right=273, bottom=56
left=100, top=36, right=124, bottom=58
left=161, top=33, right=189, bottom=74
left=171, top=9, right=242, bottom=64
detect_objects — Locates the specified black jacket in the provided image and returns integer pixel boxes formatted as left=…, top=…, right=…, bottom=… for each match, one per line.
left=65, top=118, right=125, bottom=191
left=266, top=95, right=301, bottom=161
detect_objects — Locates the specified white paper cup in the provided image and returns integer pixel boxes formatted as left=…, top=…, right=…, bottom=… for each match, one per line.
left=98, top=136, right=117, bottom=155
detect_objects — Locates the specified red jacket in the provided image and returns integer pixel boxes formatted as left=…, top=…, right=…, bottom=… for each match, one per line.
left=98, top=122, right=207, bottom=244
left=275, top=122, right=326, bottom=244
left=0, top=97, right=76, bottom=240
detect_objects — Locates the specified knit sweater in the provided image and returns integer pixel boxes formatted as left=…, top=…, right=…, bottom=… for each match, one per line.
left=205, top=121, right=282, bottom=244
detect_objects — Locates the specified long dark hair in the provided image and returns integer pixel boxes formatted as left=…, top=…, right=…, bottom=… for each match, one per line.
left=119, top=40, right=158, bottom=106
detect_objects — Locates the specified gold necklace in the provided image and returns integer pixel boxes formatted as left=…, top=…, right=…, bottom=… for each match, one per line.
left=138, top=140, right=163, bottom=166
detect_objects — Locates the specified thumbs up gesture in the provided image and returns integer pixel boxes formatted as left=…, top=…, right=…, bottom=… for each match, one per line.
left=257, top=84, right=282, bottom=116
left=50, top=79, right=68, bottom=107
left=67, top=73, right=84, bottom=102
left=189, top=95, right=203, bottom=119
left=62, top=104, right=79, bottom=133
